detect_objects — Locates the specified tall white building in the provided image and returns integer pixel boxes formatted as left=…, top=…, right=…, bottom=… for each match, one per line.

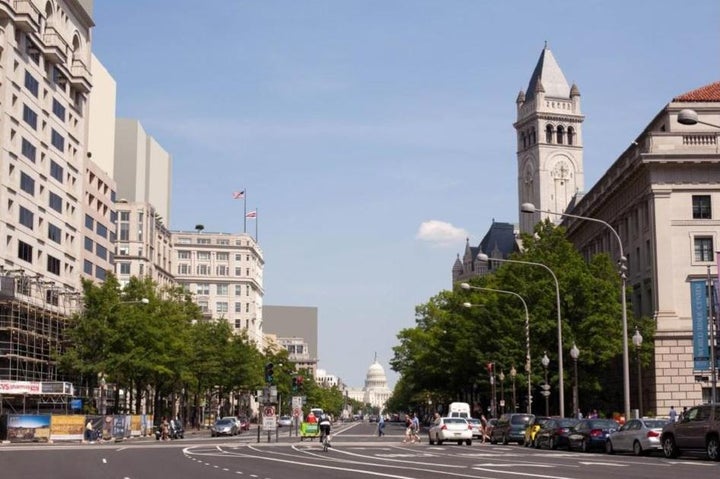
left=345, top=357, right=392, bottom=411
left=0, top=0, right=94, bottom=383
left=171, top=230, right=265, bottom=345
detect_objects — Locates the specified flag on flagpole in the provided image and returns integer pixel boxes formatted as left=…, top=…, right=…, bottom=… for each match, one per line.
left=232, top=190, right=245, bottom=199
left=246, top=210, right=257, bottom=219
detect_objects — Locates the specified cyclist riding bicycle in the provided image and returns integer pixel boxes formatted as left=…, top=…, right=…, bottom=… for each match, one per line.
left=318, top=413, right=331, bottom=448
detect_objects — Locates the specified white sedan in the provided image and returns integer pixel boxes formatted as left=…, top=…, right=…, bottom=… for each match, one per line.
left=428, top=417, right=473, bottom=445
left=606, top=418, right=669, bottom=456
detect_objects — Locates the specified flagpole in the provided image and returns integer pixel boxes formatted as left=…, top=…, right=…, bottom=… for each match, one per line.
left=243, top=188, right=247, bottom=233
left=255, top=208, right=259, bottom=243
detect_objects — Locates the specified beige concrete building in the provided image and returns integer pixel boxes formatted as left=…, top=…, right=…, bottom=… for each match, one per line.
left=559, top=82, right=720, bottom=415
left=171, top=230, right=265, bottom=345
left=0, top=0, right=93, bottom=384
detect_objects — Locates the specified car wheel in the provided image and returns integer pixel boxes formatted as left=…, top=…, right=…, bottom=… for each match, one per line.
left=437, top=439, right=444, bottom=445
left=490, top=435, right=497, bottom=445
left=457, top=440, right=463, bottom=446
left=707, top=435, right=720, bottom=461
left=662, top=435, right=678, bottom=458
left=502, top=434, right=508, bottom=445
left=533, top=438, right=540, bottom=449
left=466, top=439, right=472, bottom=446
left=606, top=440, right=614, bottom=454
left=581, top=439, right=589, bottom=453
left=633, top=440, right=643, bottom=456
left=428, top=434, right=434, bottom=445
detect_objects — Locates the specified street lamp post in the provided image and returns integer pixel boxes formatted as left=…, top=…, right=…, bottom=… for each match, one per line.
left=570, top=343, right=580, bottom=419
left=461, top=283, right=533, bottom=414
left=632, top=327, right=643, bottom=417
left=510, top=366, right=517, bottom=412
left=521, top=202, right=629, bottom=420
left=499, top=370, right=505, bottom=414
left=541, top=352, right=550, bottom=416
left=477, top=253, right=564, bottom=416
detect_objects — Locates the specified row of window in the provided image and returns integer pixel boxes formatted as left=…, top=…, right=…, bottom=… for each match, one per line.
left=193, top=283, right=253, bottom=296
left=176, top=251, right=256, bottom=262
left=17, top=240, right=62, bottom=276
left=195, top=301, right=252, bottom=314
left=176, top=237, right=254, bottom=247
left=84, top=214, right=109, bottom=238
left=22, top=104, right=65, bottom=152
left=177, top=264, right=252, bottom=277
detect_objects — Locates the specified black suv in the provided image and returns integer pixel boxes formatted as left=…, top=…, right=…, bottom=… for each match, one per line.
left=660, top=404, right=720, bottom=460
left=490, top=413, right=534, bottom=445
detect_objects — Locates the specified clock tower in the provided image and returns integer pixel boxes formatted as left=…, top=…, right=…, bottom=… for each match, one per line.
left=515, top=44, right=584, bottom=234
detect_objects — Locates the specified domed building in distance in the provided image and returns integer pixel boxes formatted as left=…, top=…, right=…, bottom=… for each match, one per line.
left=345, top=355, right=392, bottom=411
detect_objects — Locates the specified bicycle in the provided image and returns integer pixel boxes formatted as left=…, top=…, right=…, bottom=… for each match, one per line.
left=322, top=432, right=330, bottom=452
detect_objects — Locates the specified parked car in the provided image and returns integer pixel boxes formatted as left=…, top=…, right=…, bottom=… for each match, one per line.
left=427, top=417, right=473, bottom=445
left=534, top=418, right=579, bottom=449
left=490, top=413, right=535, bottom=445
left=523, top=416, right=551, bottom=447
left=567, top=418, right=619, bottom=452
left=222, top=416, right=243, bottom=432
left=660, top=404, right=720, bottom=460
left=154, top=419, right=184, bottom=440
left=467, top=418, right=484, bottom=439
left=277, top=415, right=293, bottom=427
left=211, top=418, right=239, bottom=437
left=606, top=418, right=669, bottom=456
left=485, top=418, right=498, bottom=438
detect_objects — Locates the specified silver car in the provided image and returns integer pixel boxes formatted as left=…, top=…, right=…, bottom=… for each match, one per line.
left=428, top=417, right=473, bottom=446
left=606, top=418, right=669, bottom=456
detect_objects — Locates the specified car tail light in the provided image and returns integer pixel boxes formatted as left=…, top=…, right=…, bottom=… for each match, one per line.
left=590, top=429, right=605, bottom=437
left=441, top=424, right=447, bottom=430
left=468, top=424, right=473, bottom=430
left=647, top=430, right=659, bottom=438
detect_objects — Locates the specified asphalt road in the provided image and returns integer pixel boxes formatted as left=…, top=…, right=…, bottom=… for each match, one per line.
left=2, top=421, right=718, bottom=479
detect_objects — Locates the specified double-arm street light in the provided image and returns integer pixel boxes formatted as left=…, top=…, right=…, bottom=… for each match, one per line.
left=521, top=202, right=630, bottom=421
left=476, top=253, right=564, bottom=416
left=461, top=283, right=532, bottom=414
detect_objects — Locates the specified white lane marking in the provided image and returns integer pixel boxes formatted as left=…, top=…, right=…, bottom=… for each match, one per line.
left=578, top=461, right=626, bottom=466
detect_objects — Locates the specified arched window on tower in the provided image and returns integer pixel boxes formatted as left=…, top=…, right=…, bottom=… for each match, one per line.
left=567, top=126, right=575, bottom=145
left=530, top=127, right=536, bottom=144
left=545, top=124, right=554, bottom=144
left=556, top=125, right=565, bottom=144
left=521, top=132, right=526, bottom=149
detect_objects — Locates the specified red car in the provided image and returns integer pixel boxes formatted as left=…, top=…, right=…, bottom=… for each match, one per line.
left=237, top=416, right=251, bottom=431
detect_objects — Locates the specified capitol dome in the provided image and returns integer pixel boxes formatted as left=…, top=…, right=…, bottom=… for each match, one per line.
left=365, top=359, right=388, bottom=389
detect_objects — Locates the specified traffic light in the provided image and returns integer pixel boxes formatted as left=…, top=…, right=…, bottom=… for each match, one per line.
left=292, top=376, right=298, bottom=391
left=264, top=362, right=274, bottom=383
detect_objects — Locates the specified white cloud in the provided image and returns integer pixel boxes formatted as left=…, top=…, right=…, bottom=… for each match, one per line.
left=416, top=220, right=468, bottom=247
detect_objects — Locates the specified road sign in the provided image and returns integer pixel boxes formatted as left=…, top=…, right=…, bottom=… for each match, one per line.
left=541, top=384, right=551, bottom=390
left=264, top=406, right=275, bottom=417
left=262, top=415, right=276, bottom=431
left=540, top=391, right=551, bottom=397
left=293, top=407, right=302, bottom=418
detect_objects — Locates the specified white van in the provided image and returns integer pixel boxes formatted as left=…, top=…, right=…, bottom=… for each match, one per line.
left=448, top=402, right=471, bottom=418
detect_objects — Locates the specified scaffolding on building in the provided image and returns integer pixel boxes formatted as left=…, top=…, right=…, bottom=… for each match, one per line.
left=0, top=273, right=82, bottom=413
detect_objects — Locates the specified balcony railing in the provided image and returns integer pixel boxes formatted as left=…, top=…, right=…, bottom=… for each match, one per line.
left=42, top=26, right=69, bottom=64
left=69, top=57, right=91, bottom=92
left=13, top=0, right=40, bottom=32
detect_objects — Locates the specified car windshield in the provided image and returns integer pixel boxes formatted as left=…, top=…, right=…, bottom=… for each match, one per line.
left=644, top=419, right=668, bottom=428
left=588, top=419, right=617, bottom=429
left=557, top=418, right=578, bottom=427
left=443, top=418, right=467, bottom=424
left=467, top=418, right=481, bottom=424
left=216, top=419, right=232, bottom=425
left=511, top=415, right=533, bottom=425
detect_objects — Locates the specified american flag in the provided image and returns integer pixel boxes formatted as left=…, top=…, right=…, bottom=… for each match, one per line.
left=246, top=210, right=257, bottom=219
left=232, top=190, right=245, bottom=199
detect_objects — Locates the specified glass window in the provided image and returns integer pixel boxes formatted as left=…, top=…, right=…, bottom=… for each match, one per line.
left=693, top=195, right=712, bottom=219
left=50, top=160, right=64, bottom=182
left=235, top=284, right=242, bottom=296
left=217, top=284, right=228, bottom=295
left=52, top=99, right=66, bottom=121
left=24, top=71, right=39, bottom=96
left=18, top=240, right=33, bottom=263
left=84, top=236, right=93, bottom=252
left=235, top=302, right=242, bottom=313
left=51, top=129, right=65, bottom=152
left=19, top=206, right=33, bottom=229
left=120, top=211, right=130, bottom=221
left=96, top=244, right=108, bottom=261
left=96, top=223, right=108, bottom=239
left=47, top=255, right=61, bottom=275
left=20, top=172, right=35, bottom=195
left=85, top=214, right=94, bottom=229
left=196, top=283, right=210, bottom=295
left=216, top=302, right=228, bottom=313
left=95, top=266, right=106, bottom=281
left=197, top=252, right=211, bottom=260
left=216, top=252, right=229, bottom=261
left=48, top=223, right=61, bottom=244
left=21, top=138, right=36, bottom=162
left=84, top=259, right=93, bottom=274
left=694, top=236, right=714, bottom=262
left=49, top=192, right=62, bottom=213
left=119, top=223, right=129, bottom=241
left=178, top=250, right=191, bottom=259
left=216, top=265, right=229, bottom=276
left=119, top=262, right=131, bottom=274
left=23, top=104, right=38, bottom=129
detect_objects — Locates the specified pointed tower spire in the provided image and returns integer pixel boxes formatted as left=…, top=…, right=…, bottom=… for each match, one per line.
left=525, top=44, right=571, bottom=102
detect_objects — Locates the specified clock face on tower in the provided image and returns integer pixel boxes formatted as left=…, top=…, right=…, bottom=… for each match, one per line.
left=552, top=160, right=571, bottom=184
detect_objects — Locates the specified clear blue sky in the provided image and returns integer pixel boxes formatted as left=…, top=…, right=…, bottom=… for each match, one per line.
left=92, top=0, right=720, bottom=389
